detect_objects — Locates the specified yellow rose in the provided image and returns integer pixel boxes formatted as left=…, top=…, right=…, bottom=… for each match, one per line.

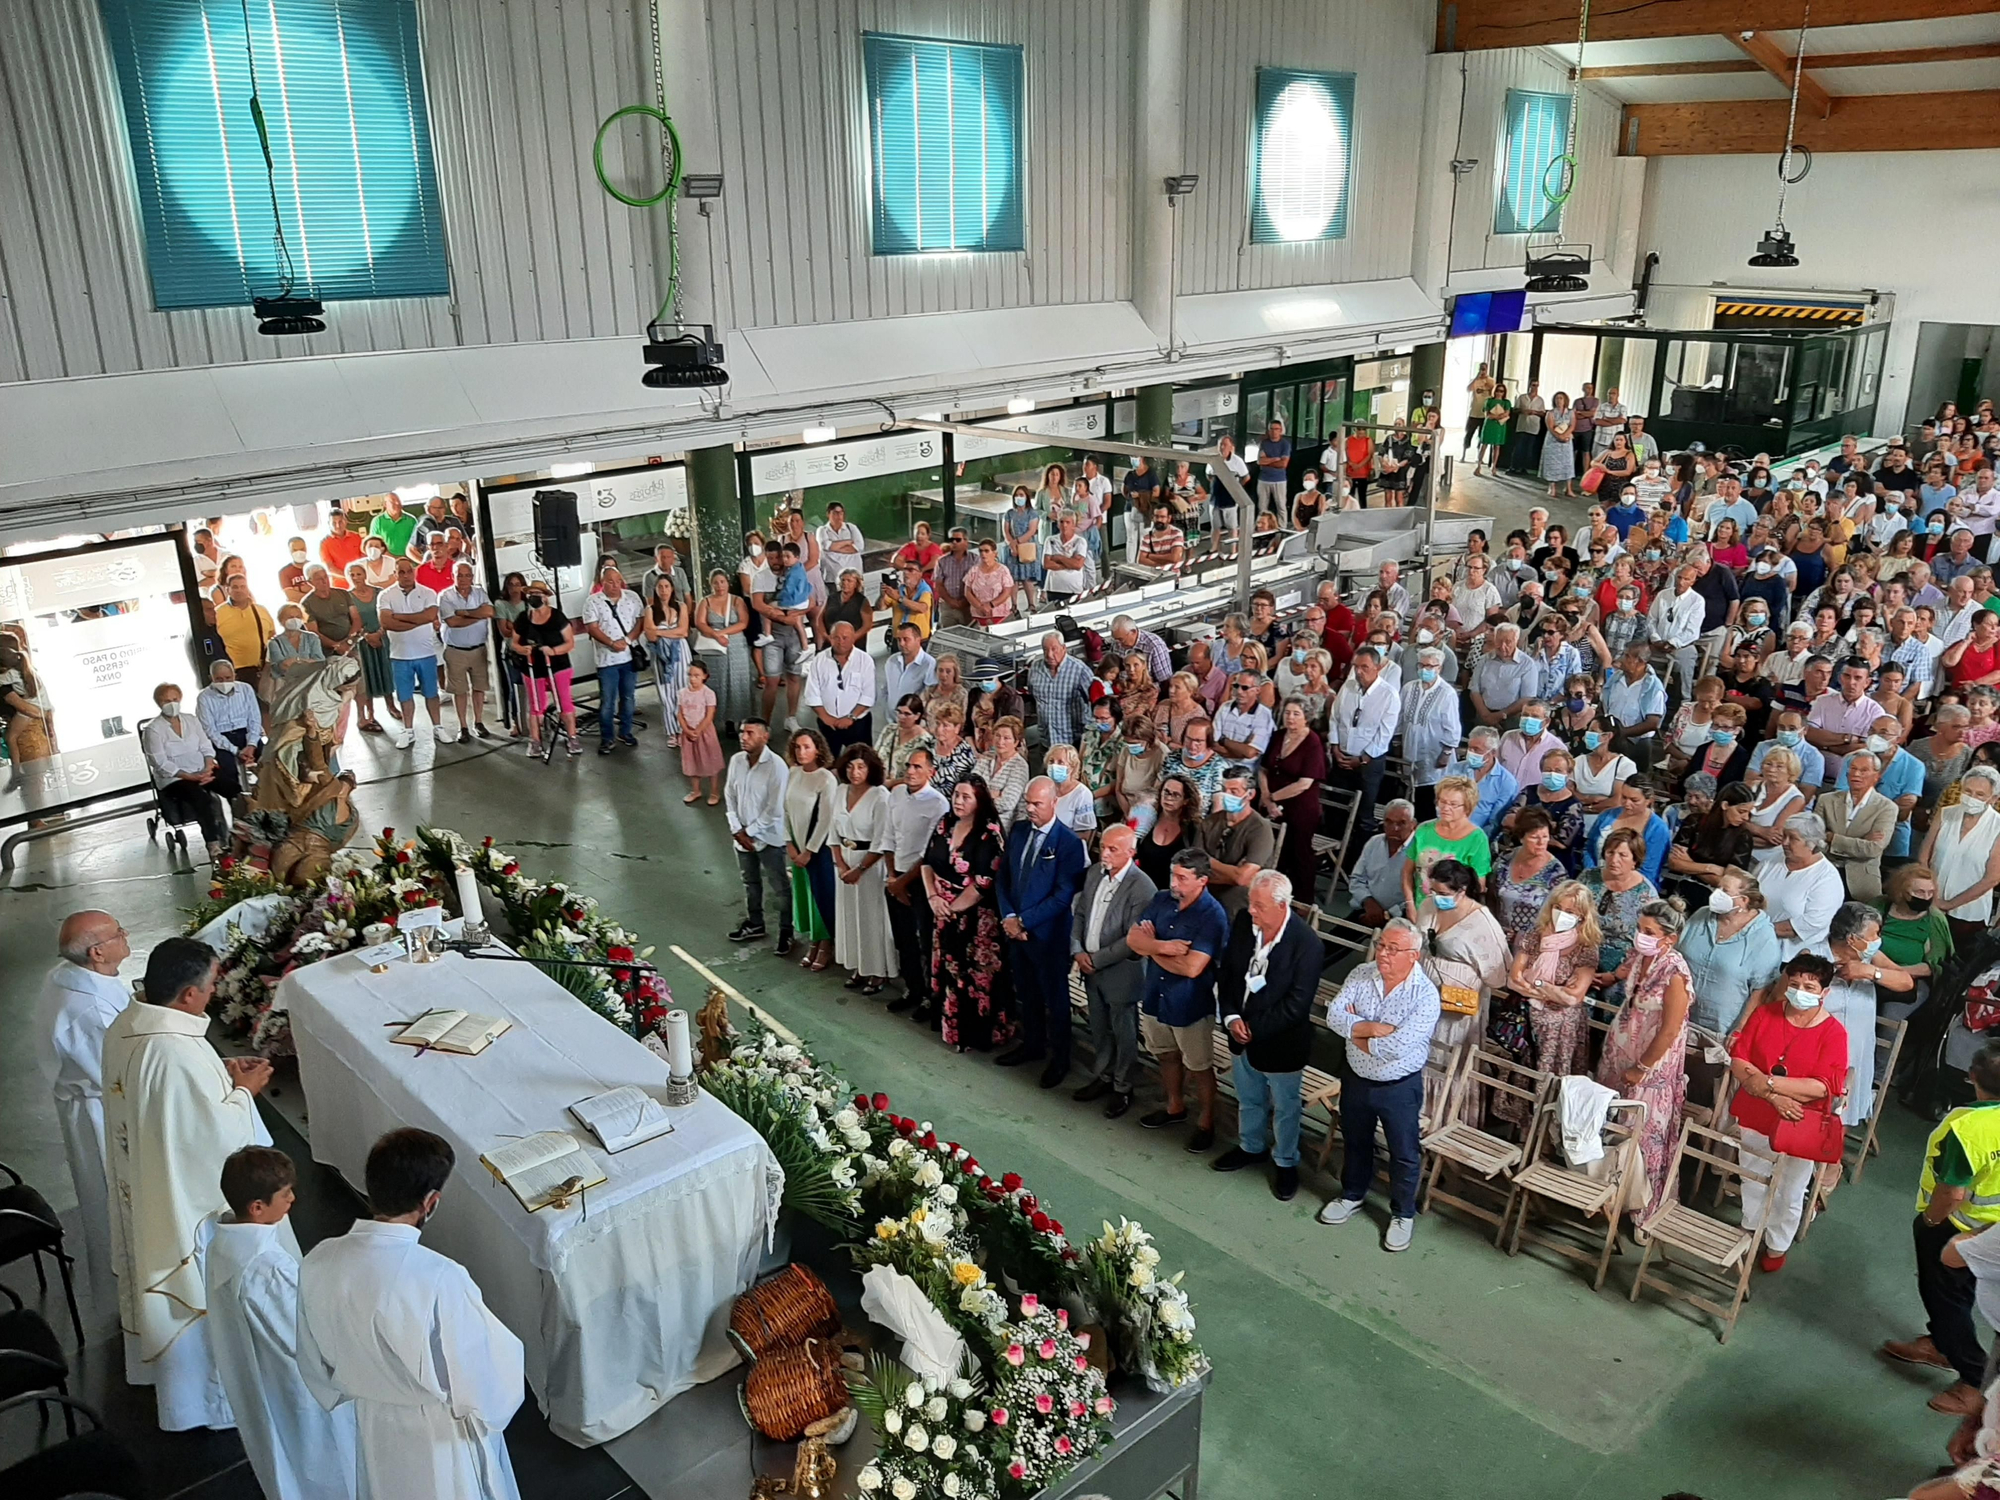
left=910, top=1206, right=927, bottom=1225
left=952, top=1261, right=983, bottom=1287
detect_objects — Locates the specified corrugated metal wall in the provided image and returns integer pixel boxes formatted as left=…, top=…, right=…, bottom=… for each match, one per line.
left=703, top=0, right=1135, bottom=330
left=1174, top=0, right=1431, bottom=296
left=1446, top=47, right=1621, bottom=275
left=0, top=0, right=664, bottom=384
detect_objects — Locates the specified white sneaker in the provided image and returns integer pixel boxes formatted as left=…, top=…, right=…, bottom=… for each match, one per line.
left=1316, top=1197, right=1364, bottom=1227
left=1385, top=1216, right=1414, bottom=1252
left=395, top=730, right=414, bottom=750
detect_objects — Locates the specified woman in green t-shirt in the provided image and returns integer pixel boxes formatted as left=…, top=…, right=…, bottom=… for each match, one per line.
left=1877, top=862, right=1952, bottom=1015
left=1473, top=382, right=1513, bottom=478
left=1401, top=776, right=1494, bottom=915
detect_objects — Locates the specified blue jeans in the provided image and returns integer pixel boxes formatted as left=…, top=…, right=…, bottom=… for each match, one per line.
left=1339, top=1064, right=1425, bottom=1218
left=598, top=658, right=637, bottom=744
left=1233, top=1055, right=1304, bottom=1167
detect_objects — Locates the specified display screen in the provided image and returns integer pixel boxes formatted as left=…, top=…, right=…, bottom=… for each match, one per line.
left=1449, top=289, right=1527, bottom=338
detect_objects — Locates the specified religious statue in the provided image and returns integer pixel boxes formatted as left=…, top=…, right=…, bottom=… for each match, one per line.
left=246, top=656, right=363, bottom=885
left=697, top=985, right=734, bottom=1070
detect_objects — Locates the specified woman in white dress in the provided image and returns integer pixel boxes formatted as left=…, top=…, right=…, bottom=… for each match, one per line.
left=1920, top=765, right=2000, bottom=952
left=1819, top=902, right=1917, bottom=1128
left=1746, top=746, right=1807, bottom=869
left=831, top=743, right=898, bottom=995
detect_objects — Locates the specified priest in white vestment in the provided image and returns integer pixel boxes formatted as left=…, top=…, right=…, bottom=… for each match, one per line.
left=34, top=909, right=132, bottom=1293
left=201, top=1146, right=355, bottom=1500
left=103, top=937, right=274, bottom=1430
left=298, top=1128, right=525, bottom=1500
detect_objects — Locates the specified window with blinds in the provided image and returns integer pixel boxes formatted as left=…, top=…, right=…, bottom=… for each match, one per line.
left=97, top=0, right=449, bottom=311
left=1249, top=67, right=1355, bottom=245
left=862, top=32, right=1024, bottom=256
left=1495, top=89, right=1572, bottom=237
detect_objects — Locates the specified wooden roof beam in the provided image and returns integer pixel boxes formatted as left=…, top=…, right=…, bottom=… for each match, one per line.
left=1729, top=31, right=1834, bottom=118
left=1620, top=88, right=2000, bottom=154
left=1439, top=0, right=1998, bottom=53
left=1578, top=41, right=2000, bottom=79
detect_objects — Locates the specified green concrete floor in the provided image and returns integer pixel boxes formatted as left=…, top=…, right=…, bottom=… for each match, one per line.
left=0, top=473, right=1950, bottom=1499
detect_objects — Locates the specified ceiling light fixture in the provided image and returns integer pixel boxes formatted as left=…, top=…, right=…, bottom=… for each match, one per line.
left=549, top=462, right=594, bottom=478
left=641, top=321, right=728, bottom=387
left=801, top=425, right=837, bottom=443
left=254, top=295, right=325, bottom=336
left=1750, top=2, right=1812, bottom=268
left=1525, top=244, right=1592, bottom=292
left=1006, top=397, right=1035, bottom=415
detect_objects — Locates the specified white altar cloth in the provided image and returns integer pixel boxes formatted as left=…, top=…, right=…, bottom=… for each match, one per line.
left=278, top=947, right=775, bottom=1445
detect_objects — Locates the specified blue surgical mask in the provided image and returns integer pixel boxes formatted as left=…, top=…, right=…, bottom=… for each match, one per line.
left=1419, top=667, right=1438, bottom=684
left=1583, top=731, right=1602, bottom=751
left=1864, top=937, right=1883, bottom=959
left=1014, top=493, right=1030, bottom=507
left=1777, top=729, right=1803, bottom=748
left=1645, top=549, right=1662, bottom=561
left=1567, top=696, right=1587, bottom=712
left=1221, top=793, right=1246, bottom=815
left=1465, top=752, right=1485, bottom=769
left=1127, top=742, right=1149, bottom=757
left=979, top=680, right=999, bottom=694
left=1431, top=893, right=1458, bottom=911
left=1049, top=763, right=1070, bottom=784
left=1519, top=716, right=1545, bottom=737
left=1542, top=771, right=1569, bottom=792
left=1292, top=649, right=1308, bottom=665
left=1711, top=730, right=1737, bottom=747
left=1572, top=585, right=1589, bottom=598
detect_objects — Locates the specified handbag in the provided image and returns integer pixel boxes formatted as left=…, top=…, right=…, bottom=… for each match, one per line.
left=1580, top=465, right=1606, bottom=495
left=1770, top=1105, right=1846, bottom=1164
left=1012, top=539, right=1039, bottom=564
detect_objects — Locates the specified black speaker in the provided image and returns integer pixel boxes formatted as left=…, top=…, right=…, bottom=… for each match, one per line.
left=532, top=489, right=581, bottom=568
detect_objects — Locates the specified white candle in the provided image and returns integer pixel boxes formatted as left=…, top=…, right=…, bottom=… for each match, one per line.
left=454, top=865, right=483, bottom=927
left=665, top=1009, right=693, bottom=1079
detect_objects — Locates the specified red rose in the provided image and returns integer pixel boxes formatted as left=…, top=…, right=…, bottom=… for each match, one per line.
left=503, top=861, right=520, bottom=875
left=1049, top=1219, right=1064, bottom=1236
left=1018, top=1193, right=1038, bottom=1213
left=208, top=884, right=225, bottom=900
left=895, top=1117, right=916, bottom=1138
left=396, top=851, right=410, bottom=865
left=978, top=1177, right=994, bottom=1193
left=607, top=945, right=635, bottom=963
left=961, top=1159, right=979, bottom=1176
left=482, top=835, right=494, bottom=848
left=920, top=1131, right=938, bottom=1150
left=984, top=1182, right=1005, bottom=1201
left=381, top=827, right=395, bottom=839
left=1030, top=1211, right=1052, bottom=1232
left=871, top=1092, right=890, bottom=1111
left=947, top=1142, right=960, bottom=1155
left=218, top=855, right=237, bottom=872
left=1001, top=1173, right=1024, bottom=1192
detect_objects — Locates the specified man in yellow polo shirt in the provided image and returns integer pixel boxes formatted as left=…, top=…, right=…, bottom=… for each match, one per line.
left=1883, top=1043, right=2000, bottom=1417
left=213, top=575, right=276, bottom=695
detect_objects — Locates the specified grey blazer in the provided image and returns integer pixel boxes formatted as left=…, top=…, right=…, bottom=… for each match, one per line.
left=1070, top=862, right=1159, bottom=1004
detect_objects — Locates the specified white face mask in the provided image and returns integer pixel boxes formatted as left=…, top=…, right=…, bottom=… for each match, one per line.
left=1550, top=908, right=1579, bottom=934
left=1708, top=888, right=1735, bottom=915
left=290, top=548, right=308, bottom=563
left=1866, top=734, right=1892, bottom=755
left=1785, top=986, right=1822, bottom=1010
left=160, top=700, right=182, bottom=718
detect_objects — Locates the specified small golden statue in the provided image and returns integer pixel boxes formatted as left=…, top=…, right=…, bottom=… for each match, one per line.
left=697, top=986, right=733, bottom=1070
left=749, top=1432, right=838, bottom=1499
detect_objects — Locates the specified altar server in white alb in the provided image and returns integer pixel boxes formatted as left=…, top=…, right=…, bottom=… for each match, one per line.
left=201, top=1147, right=356, bottom=1500
left=34, top=909, right=133, bottom=1293
left=298, top=1128, right=526, bottom=1500
left=102, top=936, right=275, bottom=1430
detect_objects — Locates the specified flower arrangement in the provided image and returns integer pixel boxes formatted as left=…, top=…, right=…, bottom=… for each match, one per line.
left=698, top=1028, right=870, bottom=1229
left=984, top=1297, right=1114, bottom=1490
left=850, top=1358, right=1001, bottom=1500
left=1080, top=1219, right=1202, bottom=1393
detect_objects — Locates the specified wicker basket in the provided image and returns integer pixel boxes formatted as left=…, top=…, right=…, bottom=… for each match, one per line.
left=743, top=1336, right=849, bottom=1441
left=730, top=1264, right=840, bottom=1358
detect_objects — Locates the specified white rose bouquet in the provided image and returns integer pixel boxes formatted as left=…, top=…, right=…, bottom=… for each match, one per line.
left=1081, top=1217, right=1206, bottom=1392
left=850, top=1360, right=1000, bottom=1500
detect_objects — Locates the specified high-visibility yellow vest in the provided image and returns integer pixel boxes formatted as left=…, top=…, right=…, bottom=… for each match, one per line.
left=1917, top=1104, right=2000, bottom=1231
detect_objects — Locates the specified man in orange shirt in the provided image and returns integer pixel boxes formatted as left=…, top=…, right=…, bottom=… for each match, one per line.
left=319, top=508, right=365, bottom=576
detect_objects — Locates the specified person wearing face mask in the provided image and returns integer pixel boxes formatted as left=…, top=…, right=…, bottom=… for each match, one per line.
left=1725, top=952, right=1849, bottom=1275
left=1397, top=647, right=1462, bottom=822
left=1877, top=862, right=1953, bottom=1018
left=1676, top=702, right=1751, bottom=797
left=1678, top=869, right=1780, bottom=1041
left=262, top=603, right=326, bottom=707
left=1496, top=697, right=1564, bottom=786
left=1502, top=879, right=1602, bottom=1086
left=195, top=658, right=264, bottom=801
left=142, top=683, right=231, bottom=859
left=1809, top=901, right=1915, bottom=1137
left=1921, top=764, right=2000, bottom=950
left=1596, top=900, right=1693, bottom=1221
left=277, top=536, right=311, bottom=604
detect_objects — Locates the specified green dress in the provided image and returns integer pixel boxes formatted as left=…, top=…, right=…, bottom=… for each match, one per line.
left=350, top=592, right=395, bottom=699
left=1480, top=398, right=1513, bottom=448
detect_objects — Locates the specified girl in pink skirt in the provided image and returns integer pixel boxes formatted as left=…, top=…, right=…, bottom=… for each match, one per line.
left=678, top=659, right=724, bottom=804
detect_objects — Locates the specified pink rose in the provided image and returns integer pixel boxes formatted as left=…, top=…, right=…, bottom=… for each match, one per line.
left=1056, top=1308, right=1069, bottom=1328
left=1096, top=1395, right=1115, bottom=1415
left=1070, top=1400, right=1087, bottom=1417
left=1020, top=1292, right=1039, bottom=1313
left=1055, top=1436, right=1073, bottom=1456
left=1035, top=1394, right=1054, bottom=1415
left=1073, top=1355, right=1089, bottom=1371
left=1038, top=1339, right=1058, bottom=1359
left=992, top=1407, right=1010, bottom=1427
left=1074, top=1330, right=1090, bottom=1350
left=1005, top=1344, right=1025, bottom=1366
left=1009, top=1461, right=1027, bottom=1480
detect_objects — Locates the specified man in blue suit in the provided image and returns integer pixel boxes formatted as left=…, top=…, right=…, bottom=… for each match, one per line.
left=996, top=776, right=1089, bottom=1088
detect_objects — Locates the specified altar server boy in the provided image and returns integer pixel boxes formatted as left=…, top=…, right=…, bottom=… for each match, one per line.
left=201, top=1147, right=357, bottom=1500
left=298, top=1128, right=525, bottom=1500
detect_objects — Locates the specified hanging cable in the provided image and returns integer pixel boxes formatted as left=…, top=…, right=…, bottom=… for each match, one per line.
left=1772, top=0, right=1815, bottom=230
left=592, top=0, right=685, bottom=326
left=1542, top=0, right=1591, bottom=211
left=238, top=0, right=297, bottom=298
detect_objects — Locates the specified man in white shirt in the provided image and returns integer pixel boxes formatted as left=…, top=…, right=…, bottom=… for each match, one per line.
left=1647, top=565, right=1707, bottom=699
left=1070, top=825, right=1160, bottom=1117
left=196, top=658, right=263, bottom=801
left=815, top=501, right=866, bottom=586
left=1941, top=576, right=1984, bottom=647
left=885, top=749, right=949, bottom=1019
left=882, top=621, right=937, bottom=707
left=1376, top=561, right=1413, bottom=621
left=1764, top=621, right=1816, bottom=687
left=804, top=620, right=876, bottom=755
left=1078, top=455, right=1114, bottom=557
left=437, top=561, right=495, bottom=744
left=1209, top=436, right=1251, bottom=540
left=1349, top=800, right=1417, bottom=927
left=376, top=556, right=444, bottom=750
left=582, top=566, right=645, bottom=754
left=298, top=1129, right=524, bottom=1500
left=1329, top=646, right=1398, bottom=829
left=1213, top=673, right=1275, bottom=767
left=142, top=682, right=231, bottom=857
left=726, top=720, right=794, bottom=953
left=1042, top=510, right=1097, bottom=602
left=36, top=908, right=132, bottom=1297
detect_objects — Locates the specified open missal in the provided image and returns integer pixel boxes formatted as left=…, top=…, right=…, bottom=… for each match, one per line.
left=480, top=1132, right=607, bottom=1213
left=390, top=1008, right=512, bottom=1056
left=568, top=1086, right=675, bottom=1153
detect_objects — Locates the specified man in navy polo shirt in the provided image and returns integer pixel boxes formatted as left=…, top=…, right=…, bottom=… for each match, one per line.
left=1129, top=850, right=1231, bottom=1155
left=1253, top=419, right=1292, bottom=522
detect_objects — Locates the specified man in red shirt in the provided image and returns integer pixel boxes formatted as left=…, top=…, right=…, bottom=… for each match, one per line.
left=319, top=507, right=365, bottom=576
left=414, top=533, right=455, bottom=593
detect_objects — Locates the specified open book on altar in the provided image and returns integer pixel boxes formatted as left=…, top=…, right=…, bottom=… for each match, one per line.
left=391, top=1008, right=512, bottom=1055
left=480, top=1131, right=607, bottom=1213
left=568, top=1085, right=675, bottom=1153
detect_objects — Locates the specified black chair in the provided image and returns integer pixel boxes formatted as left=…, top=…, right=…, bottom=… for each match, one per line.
left=0, top=1392, right=146, bottom=1500
left=0, top=1162, right=85, bottom=1346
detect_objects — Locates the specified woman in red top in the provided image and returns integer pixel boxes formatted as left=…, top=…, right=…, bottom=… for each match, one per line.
left=892, top=521, right=944, bottom=581
left=1945, top=609, right=2000, bottom=691
left=1728, top=952, right=1849, bottom=1272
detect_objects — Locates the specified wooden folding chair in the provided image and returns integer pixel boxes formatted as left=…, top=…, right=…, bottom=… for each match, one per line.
left=1313, top=787, right=1363, bottom=894
left=1504, top=1095, right=1648, bottom=1292
left=1628, top=1120, right=1775, bottom=1343
left=1846, top=1015, right=1908, bottom=1183
left=1419, top=1050, right=1552, bottom=1241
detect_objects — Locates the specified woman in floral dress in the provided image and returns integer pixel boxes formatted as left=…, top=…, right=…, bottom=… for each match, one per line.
left=921, top=776, right=1013, bottom=1052
left=1597, top=899, right=1693, bottom=1222
left=1579, top=828, right=1657, bottom=978
left=1504, top=879, right=1601, bottom=1081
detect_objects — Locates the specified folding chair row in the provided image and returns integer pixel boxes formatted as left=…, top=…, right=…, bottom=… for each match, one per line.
left=1419, top=1050, right=1555, bottom=1240
left=1503, top=1095, right=1650, bottom=1294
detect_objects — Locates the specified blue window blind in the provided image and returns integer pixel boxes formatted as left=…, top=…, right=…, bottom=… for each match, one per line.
left=1496, top=89, right=1572, bottom=237
left=97, top=0, right=449, bottom=311
left=863, top=32, right=1024, bottom=256
left=1249, top=68, right=1355, bottom=245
